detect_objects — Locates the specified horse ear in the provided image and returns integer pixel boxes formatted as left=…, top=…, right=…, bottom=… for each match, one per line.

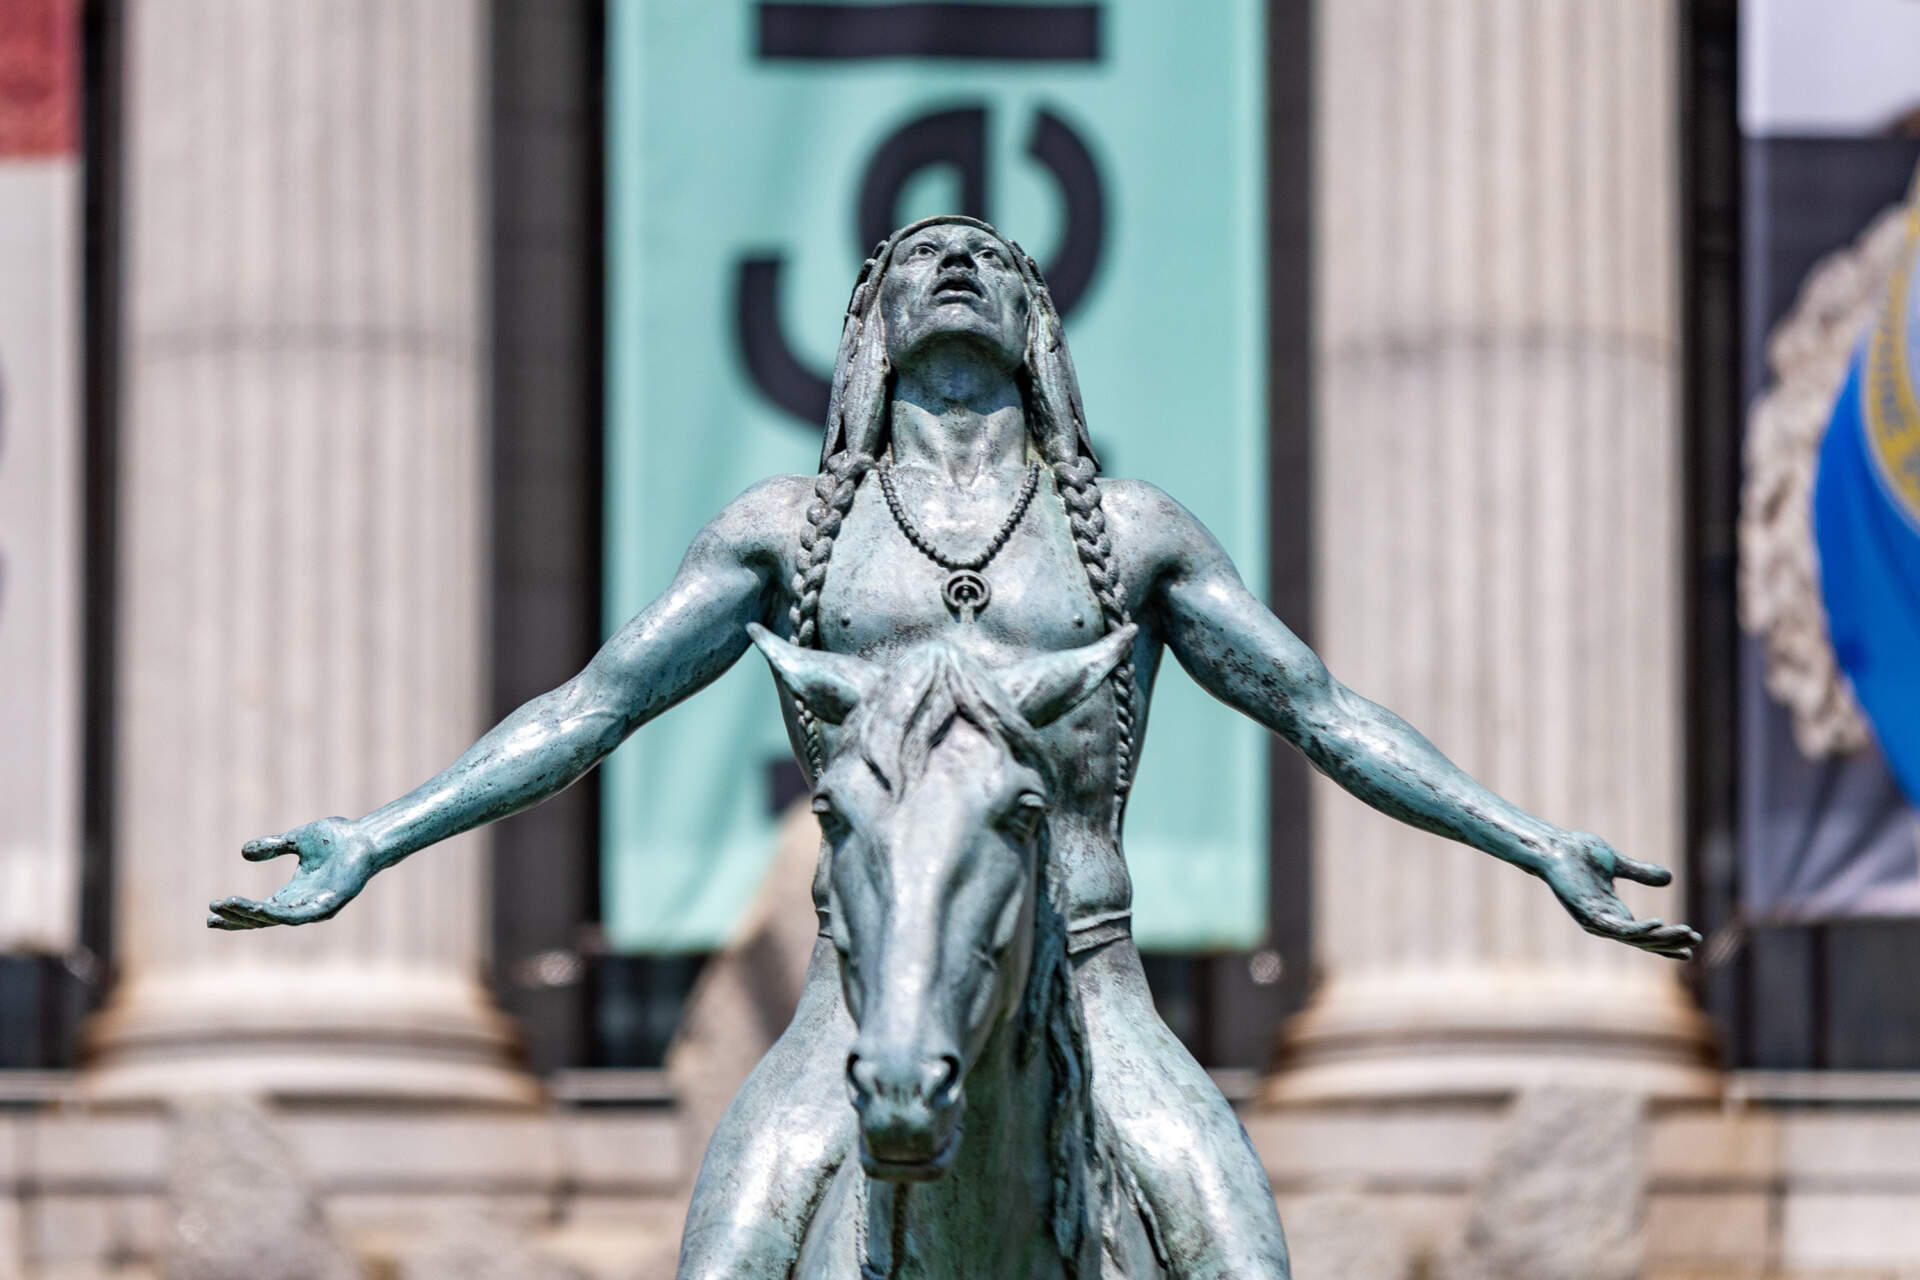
left=1001, top=624, right=1138, bottom=728
left=746, top=624, right=879, bottom=725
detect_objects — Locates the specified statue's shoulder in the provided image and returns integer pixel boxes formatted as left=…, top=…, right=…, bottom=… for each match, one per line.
left=1093, top=476, right=1231, bottom=582
left=1093, top=476, right=1207, bottom=543
left=734, top=471, right=818, bottom=516
left=699, top=473, right=816, bottom=562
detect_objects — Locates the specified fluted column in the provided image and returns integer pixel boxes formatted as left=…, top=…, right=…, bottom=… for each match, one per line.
left=1269, top=0, right=1716, bottom=1101
left=83, top=0, right=533, bottom=1102
left=0, top=0, right=83, bottom=959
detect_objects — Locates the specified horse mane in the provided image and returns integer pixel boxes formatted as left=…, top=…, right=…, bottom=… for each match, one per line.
left=846, top=643, right=1056, bottom=796
left=1024, top=852, right=1104, bottom=1272
left=840, top=642, right=1146, bottom=1276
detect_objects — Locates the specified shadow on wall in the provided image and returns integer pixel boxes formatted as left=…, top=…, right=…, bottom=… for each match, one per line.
left=663, top=801, right=823, bottom=1162
left=1284, top=1089, right=1646, bottom=1280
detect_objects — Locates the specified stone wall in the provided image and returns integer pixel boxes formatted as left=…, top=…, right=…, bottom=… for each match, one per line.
left=5, top=1086, right=1920, bottom=1278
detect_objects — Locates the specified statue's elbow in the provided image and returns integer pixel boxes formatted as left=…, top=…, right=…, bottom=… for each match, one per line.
left=543, top=677, right=633, bottom=756
left=1287, top=682, right=1361, bottom=756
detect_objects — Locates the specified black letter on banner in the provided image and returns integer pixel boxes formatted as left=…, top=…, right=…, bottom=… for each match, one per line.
left=858, top=106, right=990, bottom=258
left=1026, top=108, right=1104, bottom=316
left=737, top=104, right=1107, bottom=427
left=736, top=257, right=833, bottom=426
left=756, top=4, right=1101, bottom=62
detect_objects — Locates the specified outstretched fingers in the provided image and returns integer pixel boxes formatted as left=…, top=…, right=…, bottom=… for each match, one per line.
left=1636, top=936, right=1697, bottom=960
left=207, top=896, right=277, bottom=930
left=1582, top=913, right=1664, bottom=943
left=206, top=891, right=339, bottom=930
left=1596, top=856, right=1696, bottom=956
left=1638, top=921, right=1702, bottom=958
left=242, top=834, right=299, bottom=862
left=1552, top=839, right=1696, bottom=960
left=1612, top=855, right=1674, bottom=887
left=1580, top=908, right=1700, bottom=959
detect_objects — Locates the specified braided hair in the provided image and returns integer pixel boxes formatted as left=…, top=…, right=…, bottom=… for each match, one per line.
left=789, top=216, right=1138, bottom=819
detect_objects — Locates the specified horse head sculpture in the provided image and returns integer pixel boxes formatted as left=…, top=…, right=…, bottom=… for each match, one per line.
left=748, top=622, right=1157, bottom=1278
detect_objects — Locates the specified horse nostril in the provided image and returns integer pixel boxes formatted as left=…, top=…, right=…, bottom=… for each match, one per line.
left=847, top=1053, right=873, bottom=1099
left=929, top=1054, right=961, bottom=1105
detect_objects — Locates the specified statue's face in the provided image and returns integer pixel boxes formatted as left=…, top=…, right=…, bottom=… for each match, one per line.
left=878, top=223, right=1031, bottom=374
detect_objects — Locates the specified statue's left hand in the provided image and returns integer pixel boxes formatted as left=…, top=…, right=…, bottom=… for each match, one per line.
left=206, top=816, right=381, bottom=929
left=1537, top=831, right=1700, bottom=960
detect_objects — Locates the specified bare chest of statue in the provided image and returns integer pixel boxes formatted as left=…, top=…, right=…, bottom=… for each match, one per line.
left=803, top=465, right=1139, bottom=935
left=814, top=468, right=1104, bottom=663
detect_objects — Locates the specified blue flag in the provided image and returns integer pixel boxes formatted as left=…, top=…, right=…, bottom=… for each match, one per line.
left=1815, top=184, right=1920, bottom=808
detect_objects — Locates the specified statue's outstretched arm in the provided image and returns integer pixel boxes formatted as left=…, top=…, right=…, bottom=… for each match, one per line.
left=1144, top=485, right=1698, bottom=959
left=208, top=478, right=798, bottom=930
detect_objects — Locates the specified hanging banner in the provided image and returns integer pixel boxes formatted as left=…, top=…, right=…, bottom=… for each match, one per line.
left=0, top=0, right=82, bottom=953
left=1739, top=0, right=1920, bottom=918
left=605, top=0, right=1267, bottom=950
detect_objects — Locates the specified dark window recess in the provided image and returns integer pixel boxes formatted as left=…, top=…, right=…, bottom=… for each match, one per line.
left=0, top=957, right=91, bottom=1070
left=1681, top=0, right=1744, bottom=1062
left=76, top=0, right=128, bottom=1072
left=593, top=955, right=713, bottom=1068
left=488, top=0, right=607, bottom=1076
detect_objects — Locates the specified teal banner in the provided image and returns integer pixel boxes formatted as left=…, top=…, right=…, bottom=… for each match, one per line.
left=605, top=0, right=1267, bottom=951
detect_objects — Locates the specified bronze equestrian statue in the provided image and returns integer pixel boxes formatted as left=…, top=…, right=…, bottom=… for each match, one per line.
left=212, top=216, right=1699, bottom=1279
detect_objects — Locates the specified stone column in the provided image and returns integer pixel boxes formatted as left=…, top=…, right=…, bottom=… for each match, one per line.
left=83, top=0, right=534, bottom=1103
left=0, top=0, right=83, bottom=960
left=1269, top=0, right=1717, bottom=1102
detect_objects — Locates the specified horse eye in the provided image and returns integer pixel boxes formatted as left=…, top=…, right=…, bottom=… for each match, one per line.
left=1004, top=794, right=1047, bottom=840
left=813, top=795, right=848, bottom=836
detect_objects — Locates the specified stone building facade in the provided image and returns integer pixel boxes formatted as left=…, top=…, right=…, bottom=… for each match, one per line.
left=5, top=1, right=1920, bottom=1277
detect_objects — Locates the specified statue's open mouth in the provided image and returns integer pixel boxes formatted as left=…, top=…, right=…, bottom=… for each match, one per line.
left=860, top=1125, right=963, bottom=1183
left=931, top=273, right=983, bottom=303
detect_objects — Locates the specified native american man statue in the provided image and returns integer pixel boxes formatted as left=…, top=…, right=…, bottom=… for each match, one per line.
left=213, top=216, right=1699, bottom=1279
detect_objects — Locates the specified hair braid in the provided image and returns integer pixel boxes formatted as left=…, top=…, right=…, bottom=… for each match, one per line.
left=1051, top=455, right=1138, bottom=811
left=788, top=449, right=874, bottom=772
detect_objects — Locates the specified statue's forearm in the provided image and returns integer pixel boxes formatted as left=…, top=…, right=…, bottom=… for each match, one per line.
left=1286, top=684, right=1560, bottom=873
left=352, top=542, right=767, bottom=866
left=1163, top=563, right=1562, bottom=874
left=355, top=679, right=629, bottom=866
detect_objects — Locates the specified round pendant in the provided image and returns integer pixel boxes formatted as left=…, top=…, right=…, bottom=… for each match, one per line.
left=942, top=570, right=991, bottom=618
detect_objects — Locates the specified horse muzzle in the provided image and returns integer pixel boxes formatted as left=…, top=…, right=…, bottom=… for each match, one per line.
left=849, top=1050, right=964, bottom=1181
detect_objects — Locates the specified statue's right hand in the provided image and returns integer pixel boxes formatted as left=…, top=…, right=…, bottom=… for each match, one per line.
left=207, top=816, right=381, bottom=930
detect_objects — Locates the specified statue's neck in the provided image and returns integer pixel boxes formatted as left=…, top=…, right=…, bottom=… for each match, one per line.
left=862, top=1016, right=1068, bottom=1280
left=887, top=363, right=1030, bottom=487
